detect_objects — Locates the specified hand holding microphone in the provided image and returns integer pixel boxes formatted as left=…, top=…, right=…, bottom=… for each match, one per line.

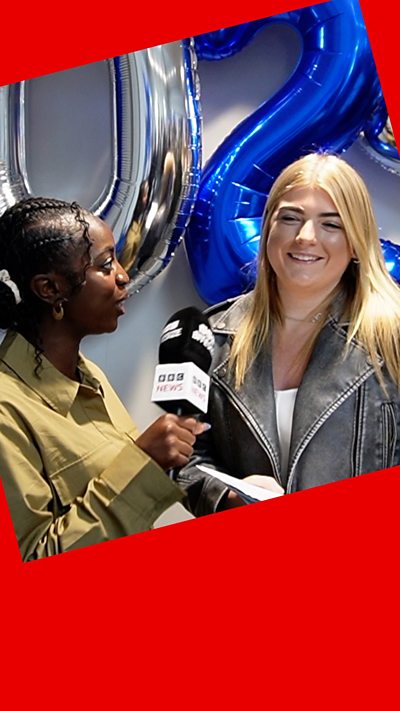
left=151, top=306, right=215, bottom=416
left=136, top=413, right=205, bottom=470
left=146, top=307, right=215, bottom=475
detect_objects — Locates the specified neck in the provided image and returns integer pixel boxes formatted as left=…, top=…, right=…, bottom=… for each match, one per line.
left=283, top=312, right=323, bottom=324
left=36, top=319, right=81, bottom=381
left=277, top=287, right=334, bottom=324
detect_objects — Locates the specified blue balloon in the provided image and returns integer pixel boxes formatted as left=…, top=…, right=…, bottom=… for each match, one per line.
left=186, top=0, right=383, bottom=304
left=194, top=19, right=270, bottom=60
left=380, top=239, right=400, bottom=283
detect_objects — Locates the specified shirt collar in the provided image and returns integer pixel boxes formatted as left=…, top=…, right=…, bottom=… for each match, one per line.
left=0, top=331, right=103, bottom=416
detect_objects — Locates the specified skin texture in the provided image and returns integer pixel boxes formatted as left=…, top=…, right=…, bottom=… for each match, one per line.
left=63, top=215, right=130, bottom=337
left=30, top=215, right=129, bottom=380
left=267, top=186, right=353, bottom=305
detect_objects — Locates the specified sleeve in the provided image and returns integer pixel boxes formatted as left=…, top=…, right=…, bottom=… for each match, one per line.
left=0, top=406, right=184, bottom=561
left=176, top=424, right=230, bottom=518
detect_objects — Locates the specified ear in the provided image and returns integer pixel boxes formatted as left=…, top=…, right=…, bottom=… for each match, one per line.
left=30, top=273, right=69, bottom=305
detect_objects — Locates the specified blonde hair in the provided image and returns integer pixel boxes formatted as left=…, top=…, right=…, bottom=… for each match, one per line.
left=230, top=152, right=400, bottom=388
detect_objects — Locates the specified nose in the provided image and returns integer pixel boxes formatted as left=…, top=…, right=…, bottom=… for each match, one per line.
left=295, top=219, right=317, bottom=245
left=115, top=261, right=129, bottom=286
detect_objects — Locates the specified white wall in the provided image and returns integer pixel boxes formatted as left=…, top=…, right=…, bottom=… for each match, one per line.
left=23, top=23, right=400, bottom=431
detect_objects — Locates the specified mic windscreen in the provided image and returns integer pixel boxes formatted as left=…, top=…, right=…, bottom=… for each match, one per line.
left=158, top=307, right=215, bottom=373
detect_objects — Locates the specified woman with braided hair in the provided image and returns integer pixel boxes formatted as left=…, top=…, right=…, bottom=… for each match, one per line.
left=0, top=197, right=204, bottom=560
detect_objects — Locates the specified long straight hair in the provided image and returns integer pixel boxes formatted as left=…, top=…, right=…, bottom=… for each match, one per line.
left=230, top=153, right=400, bottom=388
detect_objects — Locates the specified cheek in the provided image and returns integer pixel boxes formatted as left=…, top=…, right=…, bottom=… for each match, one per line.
left=266, top=232, right=289, bottom=273
left=266, top=233, right=280, bottom=262
left=329, top=236, right=353, bottom=266
left=87, top=275, right=115, bottom=299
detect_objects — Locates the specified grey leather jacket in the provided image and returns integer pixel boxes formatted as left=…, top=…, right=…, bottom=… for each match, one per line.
left=177, top=292, right=400, bottom=516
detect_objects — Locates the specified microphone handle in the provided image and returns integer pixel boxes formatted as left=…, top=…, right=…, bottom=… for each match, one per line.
left=167, top=406, right=182, bottom=480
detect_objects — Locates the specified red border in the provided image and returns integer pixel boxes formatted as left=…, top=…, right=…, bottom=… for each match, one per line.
left=0, top=1, right=320, bottom=86
left=1, top=1, right=399, bottom=706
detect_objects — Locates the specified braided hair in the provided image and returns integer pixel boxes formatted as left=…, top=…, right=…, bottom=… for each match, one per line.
left=0, top=197, right=92, bottom=363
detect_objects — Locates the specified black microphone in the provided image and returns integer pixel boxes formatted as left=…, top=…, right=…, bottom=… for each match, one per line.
left=151, top=306, right=215, bottom=416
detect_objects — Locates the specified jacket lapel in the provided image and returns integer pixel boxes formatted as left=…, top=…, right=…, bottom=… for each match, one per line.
left=289, top=317, right=375, bottom=475
left=211, top=295, right=281, bottom=477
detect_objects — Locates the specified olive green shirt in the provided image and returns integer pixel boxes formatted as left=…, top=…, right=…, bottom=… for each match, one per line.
left=0, top=331, right=183, bottom=561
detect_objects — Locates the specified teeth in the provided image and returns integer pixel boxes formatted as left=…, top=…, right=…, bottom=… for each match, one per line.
left=290, top=253, right=320, bottom=262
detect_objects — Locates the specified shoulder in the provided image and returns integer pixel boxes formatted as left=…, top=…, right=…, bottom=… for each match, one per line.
left=0, top=361, right=30, bottom=407
left=0, top=372, right=34, bottom=427
left=204, top=292, right=254, bottom=334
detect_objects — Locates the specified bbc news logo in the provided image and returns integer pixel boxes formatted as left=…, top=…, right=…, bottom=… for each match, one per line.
left=158, top=373, right=184, bottom=382
left=192, top=376, right=207, bottom=392
left=157, top=373, right=206, bottom=392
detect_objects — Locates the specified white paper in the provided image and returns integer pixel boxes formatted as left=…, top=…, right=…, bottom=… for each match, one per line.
left=196, top=465, right=284, bottom=504
left=153, top=502, right=195, bottom=528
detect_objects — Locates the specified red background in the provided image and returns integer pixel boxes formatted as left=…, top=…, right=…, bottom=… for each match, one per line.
left=1, top=1, right=399, bottom=707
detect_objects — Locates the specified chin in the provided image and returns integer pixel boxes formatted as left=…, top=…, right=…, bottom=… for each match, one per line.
left=106, top=321, right=119, bottom=333
left=91, top=320, right=119, bottom=335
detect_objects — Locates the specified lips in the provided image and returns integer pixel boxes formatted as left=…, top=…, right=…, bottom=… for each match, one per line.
left=115, top=292, right=128, bottom=314
left=288, top=252, right=323, bottom=263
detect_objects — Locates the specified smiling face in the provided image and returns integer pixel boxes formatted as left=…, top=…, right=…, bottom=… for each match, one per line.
left=63, top=215, right=129, bottom=337
left=266, top=187, right=354, bottom=301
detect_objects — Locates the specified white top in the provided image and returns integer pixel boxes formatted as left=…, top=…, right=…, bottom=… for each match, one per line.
left=274, top=388, right=298, bottom=477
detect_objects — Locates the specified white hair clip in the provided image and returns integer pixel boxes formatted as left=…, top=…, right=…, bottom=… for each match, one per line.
left=0, top=269, right=22, bottom=305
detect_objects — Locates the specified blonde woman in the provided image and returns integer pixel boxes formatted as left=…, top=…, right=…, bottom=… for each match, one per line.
left=177, top=153, right=400, bottom=516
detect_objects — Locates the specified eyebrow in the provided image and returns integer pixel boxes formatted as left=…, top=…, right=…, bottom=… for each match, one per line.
left=277, top=206, right=341, bottom=218
left=91, top=245, right=115, bottom=260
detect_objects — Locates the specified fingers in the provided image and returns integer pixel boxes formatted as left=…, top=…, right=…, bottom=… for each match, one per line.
left=137, top=414, right=211, bottom=471
left=162, top=416, right=196, bottom=460
left=161, top=414, right=210, bottom=439
left=243, top=474, right=284, bottom=494
left=174, top=415, right=211, bottom=436
left=157, top=415, right=209, bottom=468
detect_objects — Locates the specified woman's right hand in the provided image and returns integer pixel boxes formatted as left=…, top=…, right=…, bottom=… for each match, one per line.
left=136, top=413, right=206, bottom=471
left=243, top=475, right=284, bottom=494
left=220, top=475, right=284, bottom=509
left=223, top=490, right=247, bottom=508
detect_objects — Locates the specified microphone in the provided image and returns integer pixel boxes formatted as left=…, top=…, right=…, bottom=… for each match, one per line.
left=151, top=306, right=215, bottom=416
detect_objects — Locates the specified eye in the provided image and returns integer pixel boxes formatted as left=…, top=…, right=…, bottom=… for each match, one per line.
left=100, top=257, right=115, bottom=273
left=322, top=221, right=343, bottom=231
left=278, top=213, right=301, bottom=224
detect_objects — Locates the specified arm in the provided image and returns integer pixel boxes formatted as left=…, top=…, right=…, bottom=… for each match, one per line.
left=0, top=407, right=183, bottom=561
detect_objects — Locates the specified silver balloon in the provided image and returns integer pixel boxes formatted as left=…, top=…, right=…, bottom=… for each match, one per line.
left=358, top=107, right=400, bottom=177
left=94, top=40, right=202, bottom=295
left=0, top=83, right=29, bottom=215
left=0, top=40, right=202, bottom=295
